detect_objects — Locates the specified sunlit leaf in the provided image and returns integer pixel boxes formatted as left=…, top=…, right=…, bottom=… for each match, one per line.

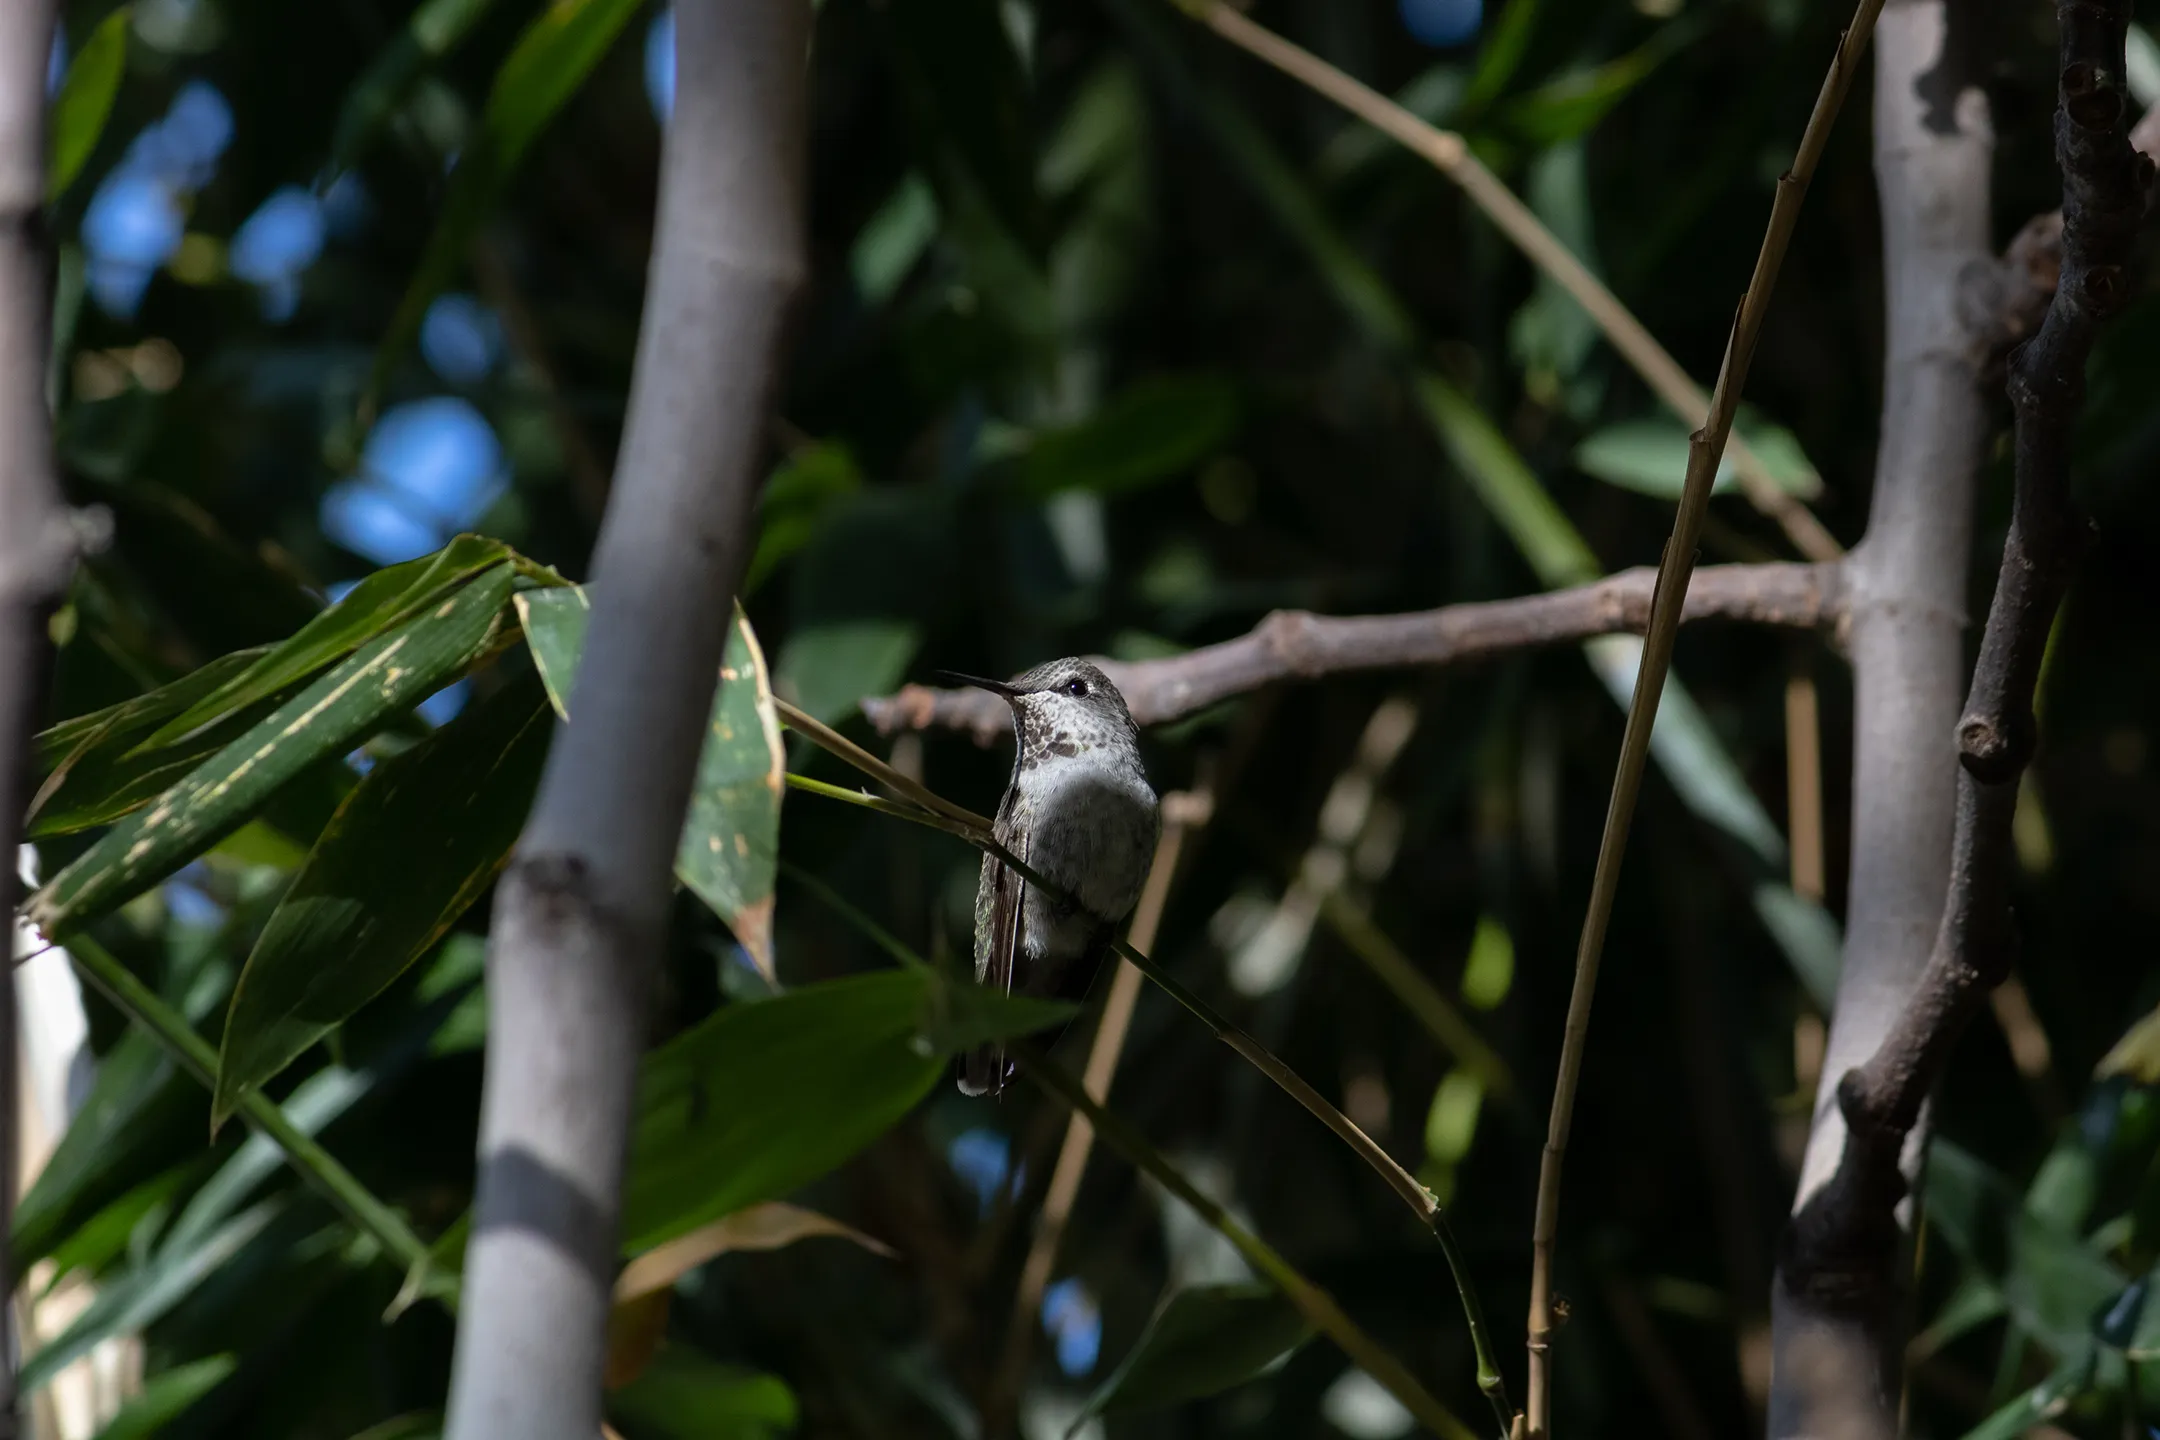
left=1082, top=1284, right=1312, bottom=1420
left=144, top=535, right=510, bottom=747
left=1576, top=414, right=1822, bottom=501
left=47, top=7, right=131, bottom=200
left=518, top=589, right=783, bottom=974
left=30, top=564, right=517, bottom=936
left=213, top=671, right=553, bottom=1125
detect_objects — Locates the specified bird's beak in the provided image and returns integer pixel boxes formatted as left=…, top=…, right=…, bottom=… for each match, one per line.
left=934, top=670, right=1020, bottom=699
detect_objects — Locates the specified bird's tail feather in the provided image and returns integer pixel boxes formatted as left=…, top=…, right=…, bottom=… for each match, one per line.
left=960, top=1044, right=1008, bottom=1097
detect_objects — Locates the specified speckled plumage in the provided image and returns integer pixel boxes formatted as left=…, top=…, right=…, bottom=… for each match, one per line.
left=958, top=659, right=1159, bottom=1097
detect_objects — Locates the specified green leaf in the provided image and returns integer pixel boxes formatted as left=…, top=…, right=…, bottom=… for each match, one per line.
left=1498, top=17, right=1704, bottom=147
left=1575, top=414, right=1822, bottom=501
left=1957, top=1353, right=2093, bottom=1440
left=47, top=7, right=131, bottom=201
left=213, top=672, right=553, bottom=1126
left=1082, top=1284, right=1313, bottom=1420
left=619, top=971, right=943, bottom=1252
left=775, top=621, right=921, bottom=727
left=20, top=1200, right=280, bottom=1396
left=29, top=564, right=517, bottom=936
left=606, top=1345, right=797, bottom=1440
left=745, top=442, right=866, bottom=595
left=88, top=1355, right=238, bottom=1440
left=1017, top=375, right=1242, bottom=499
left=145, top=535, right=510, bottom=748
left=517, top=589, right=785, bottom=974
left=1459, top=0, right=1543, bottom=115
left=28, top=645, right=277, bottom=837
left=40, top=1163, right=197, bottom=1293
left=365, top=0, right=643, bottom=416
left=1927, top=1140, right=2127, bottom=1360
left=676, top=614, right=786, bottom=980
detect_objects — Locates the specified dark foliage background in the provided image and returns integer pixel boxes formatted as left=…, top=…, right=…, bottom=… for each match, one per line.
left=19, top=0, right=2160, bottom=1436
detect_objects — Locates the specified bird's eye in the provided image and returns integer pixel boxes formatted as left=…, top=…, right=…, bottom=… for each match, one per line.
left=1063, top=677, right=1088, bottom=697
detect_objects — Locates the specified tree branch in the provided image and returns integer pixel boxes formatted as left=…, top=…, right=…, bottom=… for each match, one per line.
left=441, top=4, right=810, bottom=1439
left=864, top=561, right=1843, bottom=743
left=1775, top=0, right=2143, bottom=1429
left=0, top=1, right=67, bottom=1426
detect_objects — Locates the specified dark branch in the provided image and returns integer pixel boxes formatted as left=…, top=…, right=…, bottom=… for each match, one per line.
left=1782, top=0, right=2144, bottom=1350
left=863, top=562, right=1844, bottom=743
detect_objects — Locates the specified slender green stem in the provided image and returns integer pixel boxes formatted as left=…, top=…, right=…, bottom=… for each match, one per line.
left=775, top=699, right=990, bottom=832
left=1432, top=1204, right=1513, bottom=1435
left=65, top=934, right=442, bottom=1296
left=1520, top=3, right=1886, bottom=1431
left=1009, top=1040, right=1479, bottom=1440
left=784, top=734, right=1517, bottom=1423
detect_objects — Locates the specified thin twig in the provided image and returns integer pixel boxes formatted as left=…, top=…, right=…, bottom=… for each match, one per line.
left=865, top=562, right=1844, bottom=742
left=984, top=786, right=1209, bottom=1435
left=1782, top=0, right=2142, bottom=1416
left=1169, top=0, right=1842, bottom=565
left=1008, top=1040, right=1481, bottom=1440
left=1522, top=4, right=1887, bottom=1432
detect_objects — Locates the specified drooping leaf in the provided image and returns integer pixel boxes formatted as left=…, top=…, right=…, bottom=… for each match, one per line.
left=365, top=0, right=644, bottom=416
left=145, top=534, right=510, bottom=747
left=615, top=1203, right=897, bottom=1305
left=30, top=564, right=516, bottom=936
left=618, top=970, right=1062, bottom=1252
left=1016, top=374, right=1242, bottom=500
left=213, top=671, right=553, bottom=1125
left=606, top=1203, right=897, bottom=1389
left=47, top=6, right=131, bottom=201
left=20, top=1200, right=280, bottom=1396
left=87, top=1354, right=238, bottom=1440
left=1081, top=1284, right=1313, bottom=1420
left=1927, top=1140, right=2127, bottom=1361
left=618, top=971, right=943, bottom=1252
left=517, top=589, right=784, bottom=973
left=1575, top=413, right=1822, bottom=501
left=28, top=645, right=277, bottom=837
left=606, top=1345, right=797, bottom=1440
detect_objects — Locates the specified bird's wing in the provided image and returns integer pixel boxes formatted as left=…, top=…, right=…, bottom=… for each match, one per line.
left=963, top=790, right=1027, bottom=1096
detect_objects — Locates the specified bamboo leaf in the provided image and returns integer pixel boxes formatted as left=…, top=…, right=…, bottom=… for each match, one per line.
left=518, top=588, right=784, bottom=976
left=87, top=1355, right=238, bottom=1440
left=328, top=0, right=504, bottom=173
left=28, top=645, right=276, bottom=837
left=145, top=534, right=510, bottom=748
left=212, top=671, right=553, bottom=1127
left=47, top=6, right=131, bottom=201
left=619, top=971, right=1066, bottom=1252
left=29, top=564, right=517, bottom=936
left=1081, top=1284, right=1313, bottom=1421
left=605, top=1346, right=797, bottom=1440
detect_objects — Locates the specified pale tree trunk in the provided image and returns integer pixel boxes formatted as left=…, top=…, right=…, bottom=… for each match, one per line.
left=0, top=1, right=66, bottom=1429
left=441, top=4, right=810, bottom=1438
left=1767, top=1, right=1993, bottom=1432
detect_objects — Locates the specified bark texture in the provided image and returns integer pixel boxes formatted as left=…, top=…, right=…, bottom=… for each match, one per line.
left=1768, top=2, right=1991, bottom=1431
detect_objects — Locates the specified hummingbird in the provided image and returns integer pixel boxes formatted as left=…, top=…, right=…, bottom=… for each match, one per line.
left=939, top=659, right=1160, bottom=1097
